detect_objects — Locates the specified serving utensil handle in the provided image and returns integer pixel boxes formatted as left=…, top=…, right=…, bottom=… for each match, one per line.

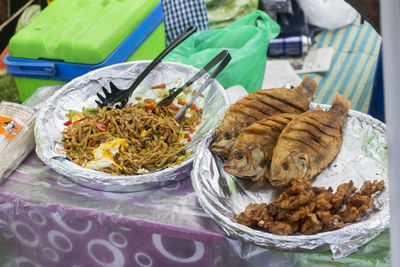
left=174, top=50, right=231, bottom=121
left=126, top=25, right=197, bottom=98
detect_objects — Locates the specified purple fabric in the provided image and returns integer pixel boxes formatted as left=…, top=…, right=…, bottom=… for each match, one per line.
left=0, top=152, right=244, bottom=267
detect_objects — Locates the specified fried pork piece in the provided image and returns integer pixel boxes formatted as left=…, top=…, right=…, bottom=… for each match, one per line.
left=316, top=211, right=344, bottom=230
left=339, top=180, right=385, bottom=223
left=234, top=179, right=385, bottom=235
left=261, top=221, right=299, bottom=235
left=287, top=201, right=316, bottom=222
left=348, top=193, right=373, bottom=212
left=360, top=180, right=385, bottom=196
left=271, top=188, right=315, bottom=210
left=301, top=213, right=323, bottom=235
left=234, top=203, right=267, bottom=227
left=331, top=181, right=357, bottom=210
left=339, top=206, right=361, bottom=223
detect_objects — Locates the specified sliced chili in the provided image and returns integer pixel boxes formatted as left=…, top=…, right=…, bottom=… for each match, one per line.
left=184, top=134, right=192, bottom=141
left=67, top=132, right=72, bottom=137
left=151, top=83, right=166, bottom=89
left=63, top=119, right=72, bottom=126
left=146, top=103, right=157, bottom=110
left=170, top=104, right=180, bottom=110
left=94, top=120, right=109, bottom=132
left=190, top=104, right=199, bottom=112
left=178, top=99, right=187, bottom=105
left=73, top=117, right=86, bottom=124
left=90, top=141, right=98, bottom=147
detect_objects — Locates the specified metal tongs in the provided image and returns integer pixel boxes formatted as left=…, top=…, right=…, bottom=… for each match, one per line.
left=155, top=50, right=231, bottom=168
left=156, top=49, right=231, bottom=121
left=95, top=25, right=197, bottom=108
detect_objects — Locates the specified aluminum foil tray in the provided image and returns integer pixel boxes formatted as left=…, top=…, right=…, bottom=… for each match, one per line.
left=35, top=61, right=230, bottom=192
left=191, top=104, right=389, bottom=258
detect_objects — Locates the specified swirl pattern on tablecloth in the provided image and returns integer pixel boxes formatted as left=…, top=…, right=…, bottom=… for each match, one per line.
left=0, top=208, right=209, bottom=267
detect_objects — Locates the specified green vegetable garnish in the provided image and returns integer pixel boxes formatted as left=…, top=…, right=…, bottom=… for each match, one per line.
left=68, top=109, right=81, bottom=118
left=83, top=108, right=98, bottom=115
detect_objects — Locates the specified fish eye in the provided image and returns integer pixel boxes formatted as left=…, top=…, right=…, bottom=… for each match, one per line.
left=282, top=161, right=289, bottom=170
left=223, top=132, right=232, bottom=140
left=235, top=151, right=244, bottom=160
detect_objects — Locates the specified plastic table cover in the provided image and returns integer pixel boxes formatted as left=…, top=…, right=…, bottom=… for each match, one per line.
left=0, top=144, right=391, bottom=267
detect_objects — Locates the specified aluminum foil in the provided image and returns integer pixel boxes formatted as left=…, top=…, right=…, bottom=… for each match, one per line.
left=191, top=104, right=389, bottom=258
left=35, top=61, right=230, bottom=192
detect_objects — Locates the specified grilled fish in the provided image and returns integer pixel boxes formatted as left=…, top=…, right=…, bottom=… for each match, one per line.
left=269, top=93, right=351, bottom=187
left=224, top=113, right=297, bottom=181
left=212, top=75, right=318, bottom=159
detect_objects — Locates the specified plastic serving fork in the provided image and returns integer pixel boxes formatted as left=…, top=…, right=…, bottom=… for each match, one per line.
left=156, top=50, right=231, bottom=116
left=95, top=25, right=197, bottom=108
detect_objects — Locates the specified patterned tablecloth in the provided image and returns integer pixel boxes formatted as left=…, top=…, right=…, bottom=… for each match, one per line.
left=0, top=152, right=245, bottom=267
left=0, top=154, right=391, bottom=267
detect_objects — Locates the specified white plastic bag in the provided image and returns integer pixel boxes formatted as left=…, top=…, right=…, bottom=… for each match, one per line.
left=298, top=0, right=358, bottom=30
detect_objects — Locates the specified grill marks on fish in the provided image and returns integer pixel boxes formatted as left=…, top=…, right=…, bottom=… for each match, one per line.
left=258, top=92, right=308, bottom=114
left=233, top=104, right=266, bottom=121
left=270, top=93, right=351, bottom=186
left=284, top=118, right=331, bottom=151
left=279, top=135, right=320, bottom=153
left=251, top=97, right=288, bottom=114
left=212, top=75, right=318, bottom=158
left=300, top=118, right=337, bottom=139
left=244, top=114, right=296, bottom=137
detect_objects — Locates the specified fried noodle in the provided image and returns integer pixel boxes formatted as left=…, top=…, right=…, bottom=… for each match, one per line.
left=61, top=99, right=202, bottom=175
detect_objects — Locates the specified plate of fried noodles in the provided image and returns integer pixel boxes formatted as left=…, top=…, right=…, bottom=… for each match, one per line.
left=35, top=61, right=230, bottom=192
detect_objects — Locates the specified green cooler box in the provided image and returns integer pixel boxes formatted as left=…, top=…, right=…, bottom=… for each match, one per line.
left=5, top=0, right=166, bottom=101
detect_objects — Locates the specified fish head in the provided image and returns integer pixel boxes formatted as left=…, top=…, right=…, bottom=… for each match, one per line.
left=270, top=150, right=311, bottom=186
left=212, top=117, right=240, bottom=159
left=223, top=141, right=267, bottom=181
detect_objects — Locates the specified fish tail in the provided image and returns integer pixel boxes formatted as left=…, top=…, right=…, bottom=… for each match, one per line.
left=332, top=93, right=351, bottom=112
left=330, top=93, right=351, bottom=121
left=294, top=74, right=318, bottom=100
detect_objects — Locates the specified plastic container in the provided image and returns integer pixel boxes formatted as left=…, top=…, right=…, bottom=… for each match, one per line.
left=4, top=0, right=166, bottom=101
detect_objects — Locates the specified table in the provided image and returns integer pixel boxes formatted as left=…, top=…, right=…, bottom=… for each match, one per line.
left=0, top=19, right=391, bottom=267
left=0, top=152, right=391, bottom=267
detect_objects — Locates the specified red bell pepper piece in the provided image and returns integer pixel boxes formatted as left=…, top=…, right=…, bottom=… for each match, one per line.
left=73, top=117, right=86, bottom=124
left=94, top=120, right=109, bottom=132
left=146, top=103, right=157, bottom=110
left=178, top=99, right=187, bottom=105
left=151, top=83, right=166, bottom=89
left=90, top=141, right=98, bottom=147
left=184, top=134, right=192, bottom=141
left=63, top=119, right=72, bottom=126
left=170, top=103, right=180, bottom=110
left=190, top=104, right=199, bottom=112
